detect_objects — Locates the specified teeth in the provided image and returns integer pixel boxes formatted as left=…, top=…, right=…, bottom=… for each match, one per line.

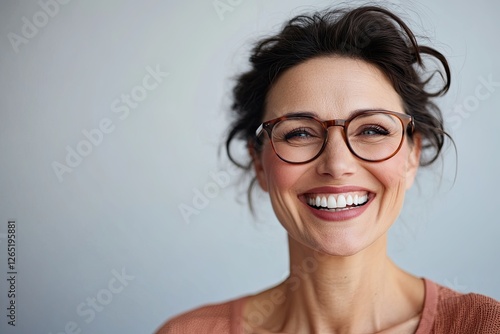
left=307, top=192, right=369, bottom=210
left=360, top=194, right=368, bottom=204
left=346, top=195, right=353, bottom=206
left=337, top=195, right=347, bottom=208
left=327, top=195, right=336, bottom=209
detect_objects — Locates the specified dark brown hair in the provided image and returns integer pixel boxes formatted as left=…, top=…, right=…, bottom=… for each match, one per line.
left=225, top=5, right=451, bottom=201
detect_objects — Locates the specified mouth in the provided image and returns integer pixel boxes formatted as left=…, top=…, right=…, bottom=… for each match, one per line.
left=303, top=192, right=370, bottom=212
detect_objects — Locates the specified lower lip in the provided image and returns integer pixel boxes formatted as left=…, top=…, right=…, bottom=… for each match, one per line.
left=303, top=198, right=372, bottom=222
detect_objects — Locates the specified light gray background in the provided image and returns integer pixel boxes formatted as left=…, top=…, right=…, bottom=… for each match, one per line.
left=0, top=0, right=499, bottom=333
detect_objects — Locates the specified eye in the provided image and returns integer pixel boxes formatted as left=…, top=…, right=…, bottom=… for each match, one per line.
left=284, top=128, right=316, bottom=140
left=273, top=118, right=324, bottom=145
left=358, top=125, right=390, bottom=136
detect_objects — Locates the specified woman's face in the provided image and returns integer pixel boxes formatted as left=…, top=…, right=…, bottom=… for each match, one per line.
left=253, top=56, right=421, bottom=256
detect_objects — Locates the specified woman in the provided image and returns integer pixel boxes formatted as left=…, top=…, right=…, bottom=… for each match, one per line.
left=157, top=5, right=500, bottom=333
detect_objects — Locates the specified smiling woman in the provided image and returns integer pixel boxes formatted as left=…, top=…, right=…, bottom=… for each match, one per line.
left=155, top=4, right=500, bottom=334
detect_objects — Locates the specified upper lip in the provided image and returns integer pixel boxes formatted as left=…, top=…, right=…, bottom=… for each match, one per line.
left=301, top=186, right=372, bottom=195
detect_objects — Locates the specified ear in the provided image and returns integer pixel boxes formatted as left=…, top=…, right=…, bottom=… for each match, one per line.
left=405, top=134, right=421, bottom=190
left=248, top=142, right=269, bottom=192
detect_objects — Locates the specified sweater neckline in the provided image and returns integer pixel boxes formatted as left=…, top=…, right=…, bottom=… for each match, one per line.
left=231, top=278, right=438, bottom=334
left=415, top=278, right=438, bottom=334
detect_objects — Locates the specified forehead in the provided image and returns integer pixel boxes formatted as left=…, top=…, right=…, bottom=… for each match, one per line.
left=264, top=56, right=403, bottom=120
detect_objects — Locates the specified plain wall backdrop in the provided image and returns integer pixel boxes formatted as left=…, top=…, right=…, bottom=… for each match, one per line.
left=0, top=0, right=499, bottom=333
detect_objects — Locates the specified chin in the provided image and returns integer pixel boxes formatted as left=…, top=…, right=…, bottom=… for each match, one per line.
left=300, top=232, right=377, bottom=258
left=319, top=244, right=369, bottom=257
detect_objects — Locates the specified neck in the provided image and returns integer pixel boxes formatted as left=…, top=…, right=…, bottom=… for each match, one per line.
left=271, top=235, right=422, bottom=333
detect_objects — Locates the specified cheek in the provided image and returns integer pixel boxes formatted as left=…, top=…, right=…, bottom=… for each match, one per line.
left=370, top=151, right=412, bottom=219
left=260, top=149, right=311, bottom=218
left=372, top=160, right=407, bottom=188
left=374, top=144, right=413, bottom=188
left=260, top=150, right=311, bottom=235
left=262, top=150, right=299, bottom=190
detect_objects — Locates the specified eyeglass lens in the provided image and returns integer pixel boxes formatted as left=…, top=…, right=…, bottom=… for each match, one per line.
left=270, top=112, right=404, bottom=163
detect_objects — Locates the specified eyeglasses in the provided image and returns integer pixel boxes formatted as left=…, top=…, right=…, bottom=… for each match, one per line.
left=255, top=110, right=414, bottom=164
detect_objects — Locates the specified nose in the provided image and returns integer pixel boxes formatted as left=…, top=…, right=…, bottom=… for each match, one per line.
left=315, top=126, right=358, bottom=178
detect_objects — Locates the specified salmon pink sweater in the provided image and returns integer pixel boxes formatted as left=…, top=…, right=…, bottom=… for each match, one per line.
left=156, top=279, right=500, bottom=333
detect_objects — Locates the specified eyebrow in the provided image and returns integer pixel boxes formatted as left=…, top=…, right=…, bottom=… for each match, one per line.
left=279, top=111, right=318, bottom=118
left=278, top=108, right=393, bottom=120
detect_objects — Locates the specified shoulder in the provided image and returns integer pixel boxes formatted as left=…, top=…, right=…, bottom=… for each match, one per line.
left=434, top=282, right=500, bottom=332
left=155, top=297, right=246, bottom=334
